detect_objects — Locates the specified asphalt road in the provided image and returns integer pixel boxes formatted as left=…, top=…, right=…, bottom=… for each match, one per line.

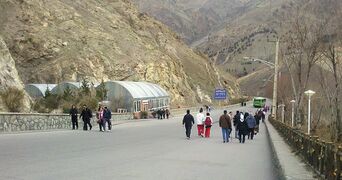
left=0, top=103, right=279, bottom=180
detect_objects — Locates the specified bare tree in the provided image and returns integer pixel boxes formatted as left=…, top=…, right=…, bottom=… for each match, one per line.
left=279, top=0, right=342, bottom=141
left=318, top=0, right=342, bottom=142
left=281, top=5, right=327, bottom=127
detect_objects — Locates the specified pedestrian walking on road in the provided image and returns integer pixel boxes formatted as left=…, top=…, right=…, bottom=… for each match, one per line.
left=228, top=112, right=233, bottom=118
left=69, top=105, right=78, bottom=130
left=96, top=106, right=104, bottom=132
left=237, top=113, right=248, bottom=143
left=80, top=105, right=93, bottom=131
left=182, top=109, right=195, bottom=139
left=166, top=109, right=170, bottom=119
left=261, top=110, right=266, bottom=123
left=103, top=107, right=112, bottom=131
left=157, top=109, right=162, bottom=119
left=255, top=110, right=262, bottom=133
left=246, top=112, right=257, bottom=140
left=233, top=111, right=240, bottom=138
left=219, top=110, right=232, bottom=143
left=196, top=108, right=205, bottom=137
left=162, top=109, right=166, bottom=119
left=204, top=113, right=213, bottom=138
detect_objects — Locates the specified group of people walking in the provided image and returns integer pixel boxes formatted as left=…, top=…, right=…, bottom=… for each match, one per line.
left=157, top=108, right=170, bottom=119
left=233, top=109, right=265, bottom=143
left=69, top=104, right=112, bottom=132
left=183, top=108, right=214, bottom=140
left=182, top=108, right=266, bottom=143
left=96, top=105, right=112, bottom=132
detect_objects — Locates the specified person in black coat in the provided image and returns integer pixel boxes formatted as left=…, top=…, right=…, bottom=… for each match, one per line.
left=69, top=105, right=78, bottom=130
left=103, top=107, right=112, bottom=131
left=182, top=109, right=195, bottom=139
left=237, top=113, right=249, bottom=143
left=233, top=111, right=240, bottom=138
left=80, top=105, right=93, bottom=131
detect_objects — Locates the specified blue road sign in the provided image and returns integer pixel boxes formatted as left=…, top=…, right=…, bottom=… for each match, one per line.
left=214, top=89, right=227, bottom=100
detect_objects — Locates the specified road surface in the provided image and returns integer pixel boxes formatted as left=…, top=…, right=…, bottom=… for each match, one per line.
left=0, top=104, right=279, bottom=180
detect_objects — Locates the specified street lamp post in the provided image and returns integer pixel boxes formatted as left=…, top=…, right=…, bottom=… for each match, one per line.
left=243, top=39, right=280, bottom=119
left=304, top=90, right=315, bottom=135
left=279, top=104, right=285, bottom=123
left=272, top=39, right=280, bottom=120
left=290, top=100, right=295, bottom=127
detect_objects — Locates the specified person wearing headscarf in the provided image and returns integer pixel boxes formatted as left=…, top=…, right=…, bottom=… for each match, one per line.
left=237, top=112, right=248, bottom=143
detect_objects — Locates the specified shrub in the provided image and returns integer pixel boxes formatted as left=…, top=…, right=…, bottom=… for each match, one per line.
left=0, top=87, right=25, bottom=112
left=60, top=101, right=74, bottom=114
left=78, top=96, right=98, bottom=111
left=230, top=97, right=247, bottom=105
left=44, top=94, right=60, bottom=110
left=80, top=78, right=91, bottom=96
left=96, top=80, right=107, bottom=101
left=140, top=111, right=148, bottom=119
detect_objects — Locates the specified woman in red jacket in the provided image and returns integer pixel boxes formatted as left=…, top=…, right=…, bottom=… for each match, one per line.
left=204, top=112, right=213, bottom=138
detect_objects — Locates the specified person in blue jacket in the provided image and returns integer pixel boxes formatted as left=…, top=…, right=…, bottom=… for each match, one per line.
left=246, top=112, right=257, bottom=140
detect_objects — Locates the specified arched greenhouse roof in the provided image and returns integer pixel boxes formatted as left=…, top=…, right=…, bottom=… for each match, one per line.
left=51, top=82, right=81, bottom=94
left=106, top=81, right=169, bottom=99
left=25, top=84, right=57, bottom=97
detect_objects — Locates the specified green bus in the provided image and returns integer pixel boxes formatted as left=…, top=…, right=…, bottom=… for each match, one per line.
left=253, top=97, right=266, bottom=108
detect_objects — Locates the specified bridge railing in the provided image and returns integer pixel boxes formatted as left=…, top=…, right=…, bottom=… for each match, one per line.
left=269, top=116, right=341, bottom=180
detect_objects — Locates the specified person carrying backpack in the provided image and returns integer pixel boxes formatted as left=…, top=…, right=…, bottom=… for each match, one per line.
left=204, top=112, right=213, bottom=138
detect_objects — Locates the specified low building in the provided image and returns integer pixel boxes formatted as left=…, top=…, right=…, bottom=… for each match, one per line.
left=25, top=84, right=57, bottom=98
left=103, top=81, right=170, bottom=115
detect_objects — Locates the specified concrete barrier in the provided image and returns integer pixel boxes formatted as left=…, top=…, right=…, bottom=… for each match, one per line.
left=0, top=113, right=133, bottom=133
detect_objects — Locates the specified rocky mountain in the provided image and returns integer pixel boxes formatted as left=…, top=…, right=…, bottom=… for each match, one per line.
left=131, top=0, right=288, bottom=76
left=134, top=0, right=340, bottom=76
left=0, top=0, right=239, bottom=108
left=132, top=0, right=251, bottom=44
left=0, top=36, right=30, bottom=111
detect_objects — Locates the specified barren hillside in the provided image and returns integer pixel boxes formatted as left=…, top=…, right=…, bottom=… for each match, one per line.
left=0, top=0, right=239, bottom=107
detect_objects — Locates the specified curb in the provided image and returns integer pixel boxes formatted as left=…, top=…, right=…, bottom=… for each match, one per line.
left=264, top=119, right=286, bottom=180
left=265, top=118, right=319, bottom=180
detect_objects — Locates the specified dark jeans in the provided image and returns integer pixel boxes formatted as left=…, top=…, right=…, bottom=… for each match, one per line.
left=99, top=120, right=104, bottom=131
left=248, top=128, right=255, bottom=139
left=71, top=117, right=78, bottom=130
left=103, top=118, right=112, bottom=131
left=72, top=120, right=78, bottom=130
left=185, top=125, right=192, bottom=138
left=83, top=119, right=92, bottom=130
left=239, top=132, right=246, bottom=143
left=235, top=126, right=239, bottom=138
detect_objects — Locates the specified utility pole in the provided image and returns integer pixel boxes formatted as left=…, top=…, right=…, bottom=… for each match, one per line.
left=271, top=38, right=279, bottom=119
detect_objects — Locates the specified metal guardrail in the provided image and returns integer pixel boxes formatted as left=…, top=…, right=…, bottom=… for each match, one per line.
left=269, top=116, right=341, bottom=180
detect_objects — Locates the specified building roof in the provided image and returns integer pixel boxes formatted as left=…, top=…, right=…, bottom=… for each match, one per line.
left=107, top=81, right=169, bottom=99
left=51, top=82, right=81, bottom=94
left=25, top=84, right=57, bottom=97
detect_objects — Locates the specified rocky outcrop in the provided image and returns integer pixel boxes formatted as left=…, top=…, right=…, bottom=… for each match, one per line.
left=0, top=36, right=30, bottom=112
left=0, top=0, right=238, bottom=107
